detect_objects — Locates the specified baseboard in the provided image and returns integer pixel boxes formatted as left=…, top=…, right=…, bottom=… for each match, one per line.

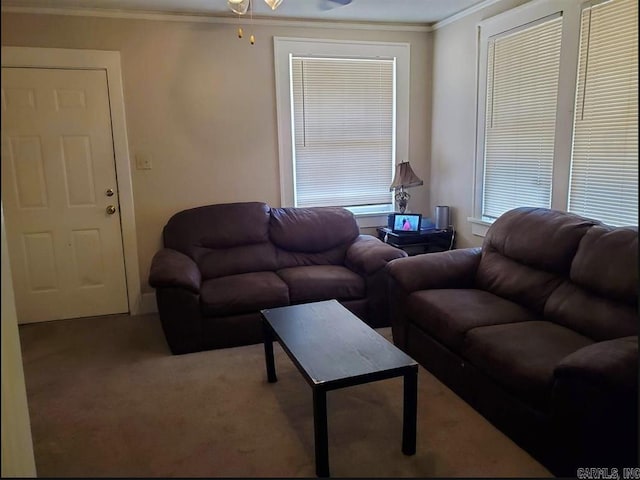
left=137, top=292, right=158, bottom=315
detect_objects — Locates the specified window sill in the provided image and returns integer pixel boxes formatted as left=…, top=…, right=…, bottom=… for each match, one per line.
left=346, top=205, right=393, bottom=229
left=468, top=217, right=493, bottom=237
left=355, top=213, right=389, bottom=229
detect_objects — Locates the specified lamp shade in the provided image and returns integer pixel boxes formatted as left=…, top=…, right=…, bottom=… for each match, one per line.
left=389, top=161, right=423, bottom=191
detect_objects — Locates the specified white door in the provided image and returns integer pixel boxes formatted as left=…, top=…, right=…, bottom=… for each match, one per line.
left=1, top=67, right=129, bottom=324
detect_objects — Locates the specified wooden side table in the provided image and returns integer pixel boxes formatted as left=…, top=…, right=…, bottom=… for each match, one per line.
left=376, top=227, right=455, bottom=256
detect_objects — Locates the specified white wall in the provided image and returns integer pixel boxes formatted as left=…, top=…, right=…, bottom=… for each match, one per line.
left=1, top=203, right=37, bottom=478
left=429, top=0, right=531, bottom=248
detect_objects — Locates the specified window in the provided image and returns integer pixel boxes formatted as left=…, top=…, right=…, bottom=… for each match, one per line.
left=473, top=0, right=638, bottom=233
left=483, top=14, right=563, bottom=220
left=274, top=38, right=410, bottom=221
left=291, top=57, right=394, bottom=209
left=568, top=0, right=638, bottom=226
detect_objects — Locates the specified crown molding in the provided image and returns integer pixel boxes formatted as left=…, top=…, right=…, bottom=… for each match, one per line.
left=432, top=0, right=506, bottom=30
left=1, top=1, right=519, bottom=33
left=0, top=6, right=433, bottom=32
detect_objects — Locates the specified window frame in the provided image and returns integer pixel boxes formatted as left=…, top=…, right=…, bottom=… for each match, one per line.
left=274, top=37, right=410, bottom=226
left=470, top=0, right=584, bottom=236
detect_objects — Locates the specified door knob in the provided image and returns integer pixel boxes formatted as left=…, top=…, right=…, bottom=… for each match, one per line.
left=106, top=188, right=114, bottom=197
left=106, top=205, right=117, bottom=215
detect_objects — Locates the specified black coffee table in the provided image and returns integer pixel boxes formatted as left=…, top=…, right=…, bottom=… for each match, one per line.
left=260, top=299, right=418, bottom=477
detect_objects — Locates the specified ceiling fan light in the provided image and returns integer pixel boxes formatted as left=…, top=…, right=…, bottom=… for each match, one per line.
left=264, top=0, right=283, bottom=10
left=228, top=0, right=250, bottom=15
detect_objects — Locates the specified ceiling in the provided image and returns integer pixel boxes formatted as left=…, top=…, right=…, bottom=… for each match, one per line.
left=0, top=0, right=489, bottom=25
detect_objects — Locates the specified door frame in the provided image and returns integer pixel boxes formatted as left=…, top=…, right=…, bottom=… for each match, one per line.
left=1, top=46, right=142, bottom=316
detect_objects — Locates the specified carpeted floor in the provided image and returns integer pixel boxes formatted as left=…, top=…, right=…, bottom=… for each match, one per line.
left=18, top=313, right=551, bottom=478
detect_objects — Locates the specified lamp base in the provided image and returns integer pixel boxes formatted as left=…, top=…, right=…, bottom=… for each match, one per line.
left=395, top=190, right=410, bottom=214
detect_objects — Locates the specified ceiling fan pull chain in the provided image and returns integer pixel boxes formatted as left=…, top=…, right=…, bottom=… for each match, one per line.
left=249, top=0, right=255, bottom=44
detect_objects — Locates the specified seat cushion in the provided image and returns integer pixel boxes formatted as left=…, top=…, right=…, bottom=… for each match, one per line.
left=463, top=321, right=593, bottom=410
left=200, top=272, right=290, bottom=317
left=406, top=289, right=538, bottom=354
left=276, top=265, right=365, bottom=304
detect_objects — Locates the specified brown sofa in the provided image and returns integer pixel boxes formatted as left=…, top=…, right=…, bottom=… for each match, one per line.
left=387, top=207, right=638, bottom=475
left=149, top=202, right=406, bottom=354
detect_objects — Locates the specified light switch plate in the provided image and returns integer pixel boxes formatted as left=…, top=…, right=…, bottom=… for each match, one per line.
left=136, top=153, right=152, bottom=170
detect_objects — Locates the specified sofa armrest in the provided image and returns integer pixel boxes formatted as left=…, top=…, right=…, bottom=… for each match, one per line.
left=345, top=234, right=407, bottom=276
left=149, top=248, right=201, bottom=294
left=386, top=247, right=481, bottom=293
left=554, top=336, right=638, bottom=392
left=551, top=336, right=638, bottom=469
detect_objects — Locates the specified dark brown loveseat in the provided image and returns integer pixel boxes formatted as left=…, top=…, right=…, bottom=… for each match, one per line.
left=149, top=202, right=406, bottom=354
left=387, top=207, right=638, bottom=475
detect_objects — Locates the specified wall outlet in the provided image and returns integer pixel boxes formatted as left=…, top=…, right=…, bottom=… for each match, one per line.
left=136, top=153, right=152, bottom=170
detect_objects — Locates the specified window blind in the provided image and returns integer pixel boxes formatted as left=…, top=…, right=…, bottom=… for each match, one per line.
left=291, top=57, right=394, bottom=208
left=568, top=0, right=638, bottom=226
left=482, top=15, right=563, bottom=220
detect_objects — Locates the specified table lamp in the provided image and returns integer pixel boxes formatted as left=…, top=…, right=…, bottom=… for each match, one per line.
left=389, top=161, right=423, bottom=213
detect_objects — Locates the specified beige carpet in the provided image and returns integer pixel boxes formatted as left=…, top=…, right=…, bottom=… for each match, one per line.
left=18, top=313, right=551, bottom=478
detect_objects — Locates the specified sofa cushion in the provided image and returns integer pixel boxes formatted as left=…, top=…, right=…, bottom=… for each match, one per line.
left=463, top=321, right=593, bottom=410
left=276, top=265, right=365, bottom=304
left=163, top=202, right=271, bottom=256
left=200, top=272, right=289, bottom=317
left=198, top=242, right=278, bottom=280
left=275, top=244, right=351, bottom=270
left=406, top=289, right=538, bottom=354
left=570, top=225, right=638, bottom=304
left=270, top=207, right=359, bottom=253
left=474, top=251, right=565, bottom=314
left=544, top=281, right=638, bottom=341
left=543, top=225, right=638, bottom=341
left=481, top=207, right=599, bottom=274
left=476, top=207, right=599, bottom=313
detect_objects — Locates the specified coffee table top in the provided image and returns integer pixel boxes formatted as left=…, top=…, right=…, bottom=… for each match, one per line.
left=261, top=299, right=417, bottom=388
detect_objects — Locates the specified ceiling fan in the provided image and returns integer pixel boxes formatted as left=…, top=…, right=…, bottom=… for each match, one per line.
left=317, top=0, right=354, bottom=10
left=228, top=0, right=353, bottom=44
left=227, top=0, right=353, bottom=16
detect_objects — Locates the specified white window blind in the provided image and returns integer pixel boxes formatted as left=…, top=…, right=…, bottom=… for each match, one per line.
left=568, top=0, right=638, bottom=226
left=482, top=15, right=563, bottom=220
left=291, top=57, right=394, bottom=208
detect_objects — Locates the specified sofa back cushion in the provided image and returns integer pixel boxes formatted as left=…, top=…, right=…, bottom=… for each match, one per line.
left=163, top=202, right=277, bottom=279
left=571, top=225, right=637, bottom=303
left=269, top=207, right=359, bottom=266
left=476, top=207, right=599, bottom=313
left=544, top=225, right=638, bottom=340
left=198, top=242, right=278, bottom=280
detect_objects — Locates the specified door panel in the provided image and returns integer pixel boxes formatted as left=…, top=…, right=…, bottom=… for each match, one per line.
left=1, top=67, right=128, bottom=323
left=10, top=135, right=48, bottom=208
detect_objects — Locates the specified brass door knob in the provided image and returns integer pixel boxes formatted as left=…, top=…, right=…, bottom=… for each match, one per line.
left=106, top=205, right=117, bottom=215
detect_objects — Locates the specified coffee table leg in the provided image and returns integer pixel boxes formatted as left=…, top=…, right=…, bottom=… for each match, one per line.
left=262, top=322, right=277, bottom=383
left=402, top=366, right=417, bottom=455
left=313, top=388, right=330, bottom=477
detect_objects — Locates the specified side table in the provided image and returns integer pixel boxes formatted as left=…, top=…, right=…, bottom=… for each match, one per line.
left=377, top=227, right=455, bottom=256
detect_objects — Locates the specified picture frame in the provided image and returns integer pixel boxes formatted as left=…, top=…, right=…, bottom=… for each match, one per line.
left=390, top=213, right=422, bottom=233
